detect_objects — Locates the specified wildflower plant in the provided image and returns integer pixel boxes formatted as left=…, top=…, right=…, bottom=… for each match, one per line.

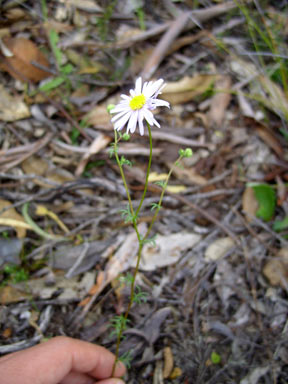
left=109, top=77, right=192, bottom=375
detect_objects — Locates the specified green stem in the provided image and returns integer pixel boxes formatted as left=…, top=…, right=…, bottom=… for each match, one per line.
left=135, top=122, right=153, bottom=218
left=114, top=131, right=135, bottom=217
left=145, top=155, right=183, bottom=241
left=111, top=126, right=183, bottom=376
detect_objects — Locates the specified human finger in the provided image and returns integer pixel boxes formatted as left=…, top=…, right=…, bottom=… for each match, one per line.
left=59, top=371, right=95, bottom=384
left=94, top=379, right=125, bottom=384
left=0, top=336, right=126, bottom=384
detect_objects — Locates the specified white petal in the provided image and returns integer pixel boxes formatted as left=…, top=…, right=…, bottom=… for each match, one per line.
left=138, top=109, right=145, bottom=135
left=144, top=79, right=164, bottom=98
left=143, top=108, right=155, bottom=126
left=127, top=111, right=138, bottom=134
left=111, top=109, right=130, bottom=122
left=110, top=103, right=130, bottom=114
left=153, top=117, right=160, bottom=128
left=114, top=111, right=132, bottom=131
left=135, top=77, right=142, bottom=94
left=121, top=94, right=130, bottom=100
left=151, top=99, right=170, bottom=108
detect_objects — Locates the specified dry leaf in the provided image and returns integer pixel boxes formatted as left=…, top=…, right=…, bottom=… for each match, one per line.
left=166, top=185, right=187, bottom=193
left=134, top=232, right=201, bottom=271
left=245, top=117, right=284, bottom=158
left=205, top=237, right=235, bottom=261
left=263, top=248, right=288, bottom=288
left=22, top=156, right=49, bottom=176
left=0, top=199, right=27, bottom=238
left=163, top=346, right=174, bottom=379
left=86, top=105, right=112, bottom=129
left=0, top=285, right=30, bottom=304
left=22, top=156, right=75, bottom=188
left=258, top=76, right=288, bottom=121
left=242, top=187, right=258, bottom=222
left=208, top=75, right=231, bottom=128
left=148, top=172, right=168, bottom=182
left=0, top=37, right=50, bottom=82
left=169, top=367, right=183, bottom=380
left=171, top=165, right=208, bottom=186
left=0, top=85, right=30, bottom=121
left=161, top=75, right=217, bottom=105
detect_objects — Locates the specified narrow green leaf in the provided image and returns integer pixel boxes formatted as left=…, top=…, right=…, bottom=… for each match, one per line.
left=39, top=76, right=65, bottom=92
left=49, top=29, right=62, bottom=67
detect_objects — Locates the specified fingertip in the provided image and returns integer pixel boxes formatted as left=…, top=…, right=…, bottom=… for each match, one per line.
left=96, top=379, right=125, bottom=384
left=114, top=360, right=126, bottom=377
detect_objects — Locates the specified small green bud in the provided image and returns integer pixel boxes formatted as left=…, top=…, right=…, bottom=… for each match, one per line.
left=122, top=133, right=130, bottom=141
left=179, top=148, right=193, bottom=158
left=107, top=104, right=115, bottom=113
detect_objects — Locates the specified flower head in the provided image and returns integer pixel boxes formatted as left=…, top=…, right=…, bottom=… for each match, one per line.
left=110, top=77, right=170, bottom=136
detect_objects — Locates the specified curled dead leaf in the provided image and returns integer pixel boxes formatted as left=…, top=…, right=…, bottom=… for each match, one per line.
left=163, top=346, right=174, bottom=379
left=161, top=75, right=217, bottom=105
left=0, top=37, right=50, bottom=82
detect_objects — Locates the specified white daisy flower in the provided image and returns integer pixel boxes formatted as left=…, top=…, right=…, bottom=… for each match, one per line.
left=110, top=77, right=170, bottom=136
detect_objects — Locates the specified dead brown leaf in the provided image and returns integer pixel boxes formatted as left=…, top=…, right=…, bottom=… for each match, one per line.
left=0, top=85, right=30, bottom=121
left=245, top=117, right=284, bottom=158
left=161, top=75, right=217, bottom=105
left=208, top=75, right=231, bottom=128
left=263, top=247, right=288, bottom=288
left=163, top=346, right=174, bottom=379
left=0, top=37, right=50, bottom=82
left=86, top=105, right=112, bottom=130
left=0, top=285, right=30, bottom=304
left=242, top=187, right=259, bottom=222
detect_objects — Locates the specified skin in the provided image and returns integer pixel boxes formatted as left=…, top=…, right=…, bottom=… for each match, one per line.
left=0, top=336, right=126, bottom=384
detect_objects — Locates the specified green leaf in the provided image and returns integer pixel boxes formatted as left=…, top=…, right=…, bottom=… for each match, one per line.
left=211, top=351, right=221, bottom=364
left=154, top=180, right=166, bottom=188
left=49, top=29, right=62, bottom=67
left=70, top=127, right=80, bottom=145
left=273, top=216, right=288, bottom=232
left=119, top=350, right=133, bottom=368
left=39, top=76, right=65, bottom=92
left=252, top=184, right=276, bottom=221
left=150, top=203, right=161, bottom=211
left=60, top=63, right=74, bottom=75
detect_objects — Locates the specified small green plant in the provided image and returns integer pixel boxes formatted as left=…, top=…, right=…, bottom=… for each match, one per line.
left=2, top=264, right=29, bottom=284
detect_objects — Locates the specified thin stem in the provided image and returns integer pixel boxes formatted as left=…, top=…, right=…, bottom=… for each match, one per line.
left=114, top=131, right=135, bottom=217
left=145, top=155, right=183, bottom=241
left=135, top=122, right=153, bottom=218
left=111, top=125, right=183, bottom=376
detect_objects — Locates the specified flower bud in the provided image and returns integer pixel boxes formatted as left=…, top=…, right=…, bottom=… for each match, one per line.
left=107, top=104, right=115, bottom=114
left=179, top=148, right=193, bottom=158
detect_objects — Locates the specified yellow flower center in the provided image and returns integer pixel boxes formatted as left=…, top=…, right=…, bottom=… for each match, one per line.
left=129, top=94, right=146, bottom=110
